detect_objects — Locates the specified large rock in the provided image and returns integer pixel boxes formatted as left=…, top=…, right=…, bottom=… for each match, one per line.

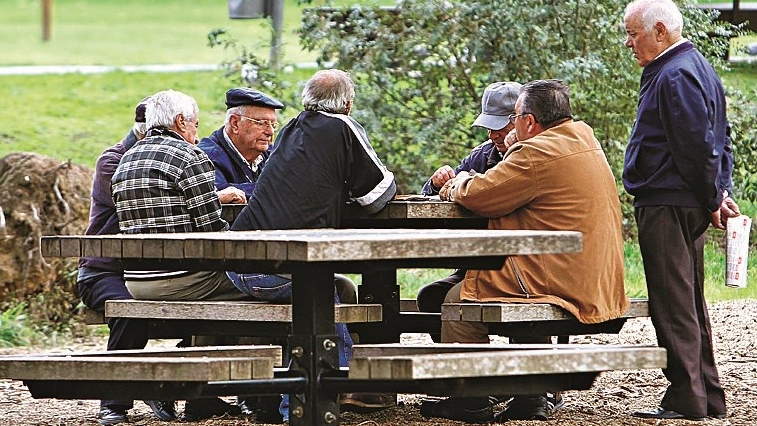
left=0, top=152, right=92, bottom=299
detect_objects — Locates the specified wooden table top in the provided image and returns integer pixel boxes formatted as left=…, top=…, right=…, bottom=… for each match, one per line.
left=42, top=228, right=582, bottom=263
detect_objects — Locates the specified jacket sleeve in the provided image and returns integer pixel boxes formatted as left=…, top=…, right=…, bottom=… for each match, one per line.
left=659, top=70, right=723, bottom=211
left=448, top=144, right=536, bottom=217
left=342, top=118, right=396, bottom=214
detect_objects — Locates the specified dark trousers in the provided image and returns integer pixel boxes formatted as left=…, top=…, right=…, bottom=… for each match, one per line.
left=416, top=268, right=467, bottom=313
left=635, top=206, right=726, bottom=418
left=77, top=274, right=149, bottom=409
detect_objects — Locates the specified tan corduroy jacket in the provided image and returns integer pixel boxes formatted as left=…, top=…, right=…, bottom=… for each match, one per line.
left=444, top=120, right=628, bottom=324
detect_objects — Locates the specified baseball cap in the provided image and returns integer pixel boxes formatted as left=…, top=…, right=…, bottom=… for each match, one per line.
left=471, top=82, right=522, bottom=130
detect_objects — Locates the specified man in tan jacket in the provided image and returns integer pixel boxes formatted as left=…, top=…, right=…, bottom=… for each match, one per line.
left=423, top=80, right=627, bottom=422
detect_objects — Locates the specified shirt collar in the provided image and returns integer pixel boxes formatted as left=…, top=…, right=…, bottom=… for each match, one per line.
left=655, top=37, right=688, bottom=61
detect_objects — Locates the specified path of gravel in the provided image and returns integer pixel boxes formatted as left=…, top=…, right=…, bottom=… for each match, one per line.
left=1, top=299, right=755, bottom=426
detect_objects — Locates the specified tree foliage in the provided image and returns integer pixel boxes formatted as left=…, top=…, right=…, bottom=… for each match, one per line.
left=299, top=0, right=752, bottom=205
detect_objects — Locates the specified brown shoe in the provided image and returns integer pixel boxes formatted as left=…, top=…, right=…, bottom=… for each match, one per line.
left=340, top=393, right=396, bottom=413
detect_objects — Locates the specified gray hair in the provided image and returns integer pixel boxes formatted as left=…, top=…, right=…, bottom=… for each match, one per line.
left=624, top=0, right=683, bottom=35
left=301, top=69, right=355, bottom=114
left=145, top=89, right=198, bottom=130
left=519, top=79, right=572, bottom=129
left=225, top=106, right=245, bottom=125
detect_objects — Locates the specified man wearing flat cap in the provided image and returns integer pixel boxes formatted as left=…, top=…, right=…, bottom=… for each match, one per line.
left=198, top=88, right=284, bottom=203
left=416, top=81, right=522, bottom=317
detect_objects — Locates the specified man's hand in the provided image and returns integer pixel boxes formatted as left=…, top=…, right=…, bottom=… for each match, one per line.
left=438, top=171, right=471, bottom=202
left=431, top=165, right=456, bottom=189
left=217, top=186, right=247, bottom=204
left=710, top=196, right=741, bottom=229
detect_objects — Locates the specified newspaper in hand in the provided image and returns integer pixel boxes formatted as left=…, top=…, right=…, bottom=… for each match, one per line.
left=726, top=215, right=752, bottom=288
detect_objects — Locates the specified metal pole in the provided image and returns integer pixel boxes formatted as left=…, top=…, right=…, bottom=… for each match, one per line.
left=42, top=0, right=53, bottom=42
left=269, top=0, right=284, bottom=71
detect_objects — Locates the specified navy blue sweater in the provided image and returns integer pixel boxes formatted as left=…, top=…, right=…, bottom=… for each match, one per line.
left=623, top=41, right=733, bottom=212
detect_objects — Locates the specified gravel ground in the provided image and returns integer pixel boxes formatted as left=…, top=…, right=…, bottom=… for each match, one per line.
left=1, top=299, right=755, bottom=426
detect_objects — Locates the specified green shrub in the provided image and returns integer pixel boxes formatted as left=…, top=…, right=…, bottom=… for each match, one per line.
left=0, top=303, right=40, bottom=347
left=299, top=0, right=753, bottom=202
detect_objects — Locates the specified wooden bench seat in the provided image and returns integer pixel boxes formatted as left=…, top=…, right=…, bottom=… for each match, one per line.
left=0, top=345, right=281, bottom=382
left=84, top=300, right=383, bottom=325
left=349, top=343, right=666, bottom=380
left=440, top=298, right=648, bottom=340
left=441, top=298, right=648, bottom=323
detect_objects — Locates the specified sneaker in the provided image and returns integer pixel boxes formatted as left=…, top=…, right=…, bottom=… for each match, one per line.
left=547, top=391, right=565, bottom=412
left=340, top=393, right=396, bottom=414
left=180, top=397, right=241, bottom=421
left=496, top=394, right=550, bottom=421
left=97, top=406, right=127, bottom=426
left=144, top=400, right=177, bottom=421
left=420, top=397, right=494, bottom=423
left=236, top=396, right=257, bottom=415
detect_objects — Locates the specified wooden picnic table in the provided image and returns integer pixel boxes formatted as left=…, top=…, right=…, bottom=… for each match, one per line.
left=38, top=228, right=596, bottom=426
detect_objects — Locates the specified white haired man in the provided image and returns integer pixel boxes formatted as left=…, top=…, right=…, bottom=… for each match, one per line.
left=623, top=0, right=739, bottom=421
left=111, top=89, right=248, bottom=421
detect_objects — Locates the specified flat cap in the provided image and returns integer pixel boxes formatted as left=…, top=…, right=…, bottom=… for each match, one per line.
left=225, top=87, right=284, bottom=109
left=472, top=82, right=522, bottom=131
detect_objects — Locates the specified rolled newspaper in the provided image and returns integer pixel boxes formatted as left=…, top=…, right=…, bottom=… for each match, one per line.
left=726, top=215, right=752, bottom=288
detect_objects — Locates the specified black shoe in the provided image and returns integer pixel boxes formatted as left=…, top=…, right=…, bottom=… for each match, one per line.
left=180, top=397, right=241, bottom=421
left=633, top=407, right=706, bottom=422
left=420, top=397, right=494, bottom=423
left=144, top=400, right=177, bottom=421
left=496, top=395, right=549, bottom=421
left=97, top=406, right=127, bottom=426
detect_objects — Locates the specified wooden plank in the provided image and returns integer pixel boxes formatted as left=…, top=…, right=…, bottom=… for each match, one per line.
left=441, top=299, right=649, bottom=323
left=59, top=237, right=81, bottom=257
left=0, top=356, right=274, bottom=381
left=11, top=345, right=283, bottom=367
left=41, top=229, right=582, bottom=263
left=353, top=343, right=645, bottom=357
left=40, top=237, right=60, bottom=258
left=81, top=238, right=102, bottom=258
left=400, top=299, right=418, bottom=312
left=349, top=346, right=667, bottom=380
left=104, top=300, right=382, bottom=324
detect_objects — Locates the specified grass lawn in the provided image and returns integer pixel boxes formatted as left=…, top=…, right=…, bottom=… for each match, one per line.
left=1, top=0, right=391, bottom=66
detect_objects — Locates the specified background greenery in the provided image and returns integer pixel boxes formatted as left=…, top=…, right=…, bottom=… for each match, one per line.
left=1, top=0, right=755, bottom=346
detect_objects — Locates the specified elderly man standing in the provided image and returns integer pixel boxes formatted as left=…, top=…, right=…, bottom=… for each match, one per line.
left=417, top=81, right=521, bottom=315
left=232, top=69, right=397, bottom=419
left=623, top=0, right=739, bottom=421
left=198, top=88, right=284, bottom=203
left=427, top=79, right=627, bottom=422
left=112, top=89, right=247, bottom=421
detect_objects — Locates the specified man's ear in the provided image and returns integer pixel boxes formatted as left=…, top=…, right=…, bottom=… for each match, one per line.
left=174, top=114, right=186, bottom=132
left=345, top=100, right=353, bottom=115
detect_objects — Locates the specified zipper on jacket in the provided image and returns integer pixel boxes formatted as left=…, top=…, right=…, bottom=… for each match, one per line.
left=509, top=257, right=530, bottom=298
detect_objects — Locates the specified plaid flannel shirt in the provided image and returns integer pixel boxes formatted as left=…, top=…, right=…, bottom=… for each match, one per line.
left=112, top=127, right=229, bottom=234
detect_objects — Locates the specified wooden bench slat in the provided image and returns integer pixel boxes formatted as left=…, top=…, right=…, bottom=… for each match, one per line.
left=8, top=345, right=283, bottom=367
left=441, top=299, right=649, bottom=322
left=0, top=356, right=274, bottom=381
left=349, top=345, right=666, bottom=380
left=103, top=300, right=383, bottom=323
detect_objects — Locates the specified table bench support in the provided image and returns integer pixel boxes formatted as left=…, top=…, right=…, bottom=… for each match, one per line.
left=289, top=270, right=341, bottom=426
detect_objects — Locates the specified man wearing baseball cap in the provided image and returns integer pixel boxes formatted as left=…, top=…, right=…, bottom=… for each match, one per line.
left=198, top=88, right=285, bottom=203
left=416, top=82, right=522, bottom=318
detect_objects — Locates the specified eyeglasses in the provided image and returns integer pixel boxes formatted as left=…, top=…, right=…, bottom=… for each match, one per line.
left=508, top=112, right=532, bottom=124
left=237, top=115, right=280, bottom=130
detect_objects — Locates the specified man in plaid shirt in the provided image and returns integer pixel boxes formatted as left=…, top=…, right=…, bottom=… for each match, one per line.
left=111, top=89, right=247, bottom=420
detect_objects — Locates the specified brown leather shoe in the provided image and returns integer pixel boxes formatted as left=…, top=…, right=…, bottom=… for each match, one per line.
left=340, top=393, right=396, bottom=413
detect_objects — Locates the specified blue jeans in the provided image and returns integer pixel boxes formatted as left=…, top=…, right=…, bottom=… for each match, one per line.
left=227, top=272, right=354, bottom=421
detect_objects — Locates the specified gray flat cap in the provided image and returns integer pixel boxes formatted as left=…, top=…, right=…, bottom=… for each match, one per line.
left=472, top=82, right=522, bottom=130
